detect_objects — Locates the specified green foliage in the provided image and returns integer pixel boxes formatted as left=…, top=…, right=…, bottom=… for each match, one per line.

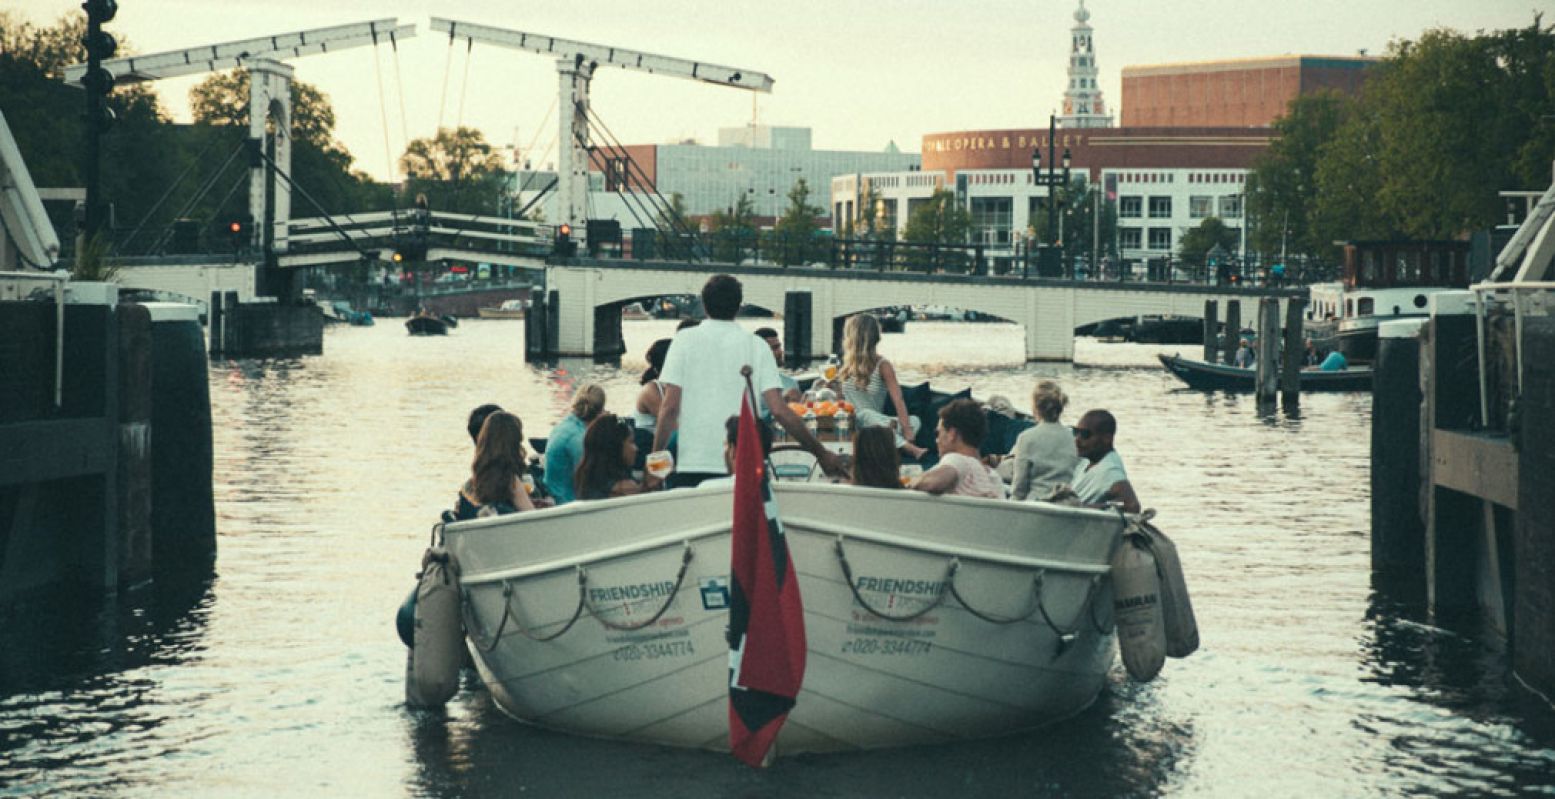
left=772, top=178, right=823, bottom=265
left=1297, top=20, right=1555, bottom=251
left=1177, top=217, right=1241, bottom=268
left=400, top=126, right=508, bottom=215
left=708, top=193, right=757, bottom=264
left=1030, top=178, right=1117, bottom=264
left=70, top=233, right=118, bottom=281
left=902, top=188, right=971, bottom=245
left=1246, top=91, right=1351, bottom=257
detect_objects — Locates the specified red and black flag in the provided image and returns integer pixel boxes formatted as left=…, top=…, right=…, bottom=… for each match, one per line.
left=727, top=382, right=806, bottom=767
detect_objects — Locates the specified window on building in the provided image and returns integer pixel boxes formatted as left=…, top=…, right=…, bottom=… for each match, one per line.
left=1119, top=227, right=1142, bottom=250
left=1189, top=196, right=1214, bottom=219
left=1357, top=298, right=1374, bottom=316
left=1218, top=195, right=1243, bottom=219
left=1120, top=196, right=1142, bottom=218
left=1148, top=197, right=1172, bottom=218
left=1148, top=227, right=1173, bottom=250
left=906, top=197, right=930, bottom=220
left=971, top=197, right=1014, bottom=246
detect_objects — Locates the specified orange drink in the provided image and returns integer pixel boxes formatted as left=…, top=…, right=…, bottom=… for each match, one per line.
left=645, top=450, right=674, bottom=480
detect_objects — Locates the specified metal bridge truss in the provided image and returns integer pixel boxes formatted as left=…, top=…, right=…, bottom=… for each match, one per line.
left=279, top=211, right=553, bottom=269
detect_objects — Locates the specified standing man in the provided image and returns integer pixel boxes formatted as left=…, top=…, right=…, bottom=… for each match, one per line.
left=754, top=327, right=803, bottom=404
left=1070, top=409, right=1141, bottom=513
left=653, top=275, right=843, bottom=488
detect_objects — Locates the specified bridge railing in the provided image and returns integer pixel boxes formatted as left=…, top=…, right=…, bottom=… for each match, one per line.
left=616, top=229, right=1339, bottom=288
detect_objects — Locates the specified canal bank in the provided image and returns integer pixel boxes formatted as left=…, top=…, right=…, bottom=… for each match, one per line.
left=1, top=280, right=216, bottom=604
left=1369, top=271, right=1555, bottom=699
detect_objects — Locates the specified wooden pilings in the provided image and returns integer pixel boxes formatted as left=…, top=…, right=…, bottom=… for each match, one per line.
left=1255, top=299, right=1280, bottom=403
left=1282, top=299, right=1306, bottom=405
left=1222, top=301, right=1241, bottom=366
left=1371, top=319, right=1426, bottom=596
left=1202, top=300, right=1218, bottom=362
left=784, top=291, right=813, bottom=367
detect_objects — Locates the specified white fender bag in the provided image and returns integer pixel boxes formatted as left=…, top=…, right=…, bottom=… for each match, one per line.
left=1111, top=534, right=1165, bottom=681
left=1139, top=521, right=1199, bottom=659
left=406, top=547, right=464, bottom=707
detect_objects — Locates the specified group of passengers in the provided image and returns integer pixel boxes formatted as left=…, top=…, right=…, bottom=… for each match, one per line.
left=452, top=273, right=1140, bottom=520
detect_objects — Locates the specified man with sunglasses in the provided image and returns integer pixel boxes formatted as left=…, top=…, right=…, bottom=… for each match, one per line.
left=1070, top=410, right=1141, bottom=513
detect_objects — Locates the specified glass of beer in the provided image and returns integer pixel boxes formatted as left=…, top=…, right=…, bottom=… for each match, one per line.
left=521, top=474, right=536, bottom=494
left=646, top=450, right=674, bottom=480
left=899, top=464, right=923, bottom=487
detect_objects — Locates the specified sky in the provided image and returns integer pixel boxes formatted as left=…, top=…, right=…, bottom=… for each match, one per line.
left=11, top=0, right=1549, bottom=182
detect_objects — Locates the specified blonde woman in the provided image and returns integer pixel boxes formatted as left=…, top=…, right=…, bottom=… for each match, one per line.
left=839, top=314, right=925, bottom=458
left=1009, top=380, right=1080, bottom=501
left=543, top=382, right=606, bottom=505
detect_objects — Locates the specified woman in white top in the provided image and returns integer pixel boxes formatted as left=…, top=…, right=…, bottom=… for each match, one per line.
left=910, top=399, right=1004, bottom=499
left=1009, top=380, right=1081, bottom=501
left=634, top=338, right=672, bottom=433
left=838, top=314, right=926, bottom=458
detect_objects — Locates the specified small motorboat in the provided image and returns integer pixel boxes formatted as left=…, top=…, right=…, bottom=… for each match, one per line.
left=406, top=315, right=450, bottom=336
left=1157, top=353, right=1372, bottom=392
left=478, top=300, right=528, bottom=319
left=443, top=483, right=1127, bottom=756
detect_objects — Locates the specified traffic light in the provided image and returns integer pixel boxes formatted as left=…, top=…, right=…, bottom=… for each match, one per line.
left=221, top=214, right=251, bottom=251
left=554, top=223, right=577, bottom=257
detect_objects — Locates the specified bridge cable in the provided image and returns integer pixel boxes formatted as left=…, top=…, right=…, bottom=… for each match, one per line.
left=389, top=30, right=411, bottom=167
left=585, top=107, right=696, bottom=240
left=251, top=146, right=377, bottom=260
left=116, top=130, right=231, bottom=255
left=437, top=28, right=456, bottom=133
left=456, top=38, right=474, bottom=131
left=581, top=141, right=653, bottom=233
left=370, top=30, right=397, bottom=182
left=146, top=138, right=247, bottom=255
left=156, top=171, right=248, bottom=256
left=512, top=178, right=558, bottom=221
left=585, top=108, right=703, bottom=257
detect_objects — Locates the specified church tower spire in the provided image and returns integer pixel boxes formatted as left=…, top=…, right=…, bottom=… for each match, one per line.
left=1057, top=0, right=1112, bottom=129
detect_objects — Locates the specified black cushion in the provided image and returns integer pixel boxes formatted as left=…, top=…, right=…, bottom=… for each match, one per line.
left=915, top=387, right=973, bottom=453
left=983, top=412, right=1034, bottom=456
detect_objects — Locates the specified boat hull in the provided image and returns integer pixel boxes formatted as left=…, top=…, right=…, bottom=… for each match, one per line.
left=445, top=484, right=1122, bottom=755
left=1157, top=353, right=1372, bottom=392
left=405, top=316, right=449, bottom=336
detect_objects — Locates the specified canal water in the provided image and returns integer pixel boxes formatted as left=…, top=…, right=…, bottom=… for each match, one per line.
left=4, top=319, right=1555, bottom=797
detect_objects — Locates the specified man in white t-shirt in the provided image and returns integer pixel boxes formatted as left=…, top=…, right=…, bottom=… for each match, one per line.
left=652, top=274, right=843, bottom=488
left=1070, top=409, right=1141, bottom=513
left=911, top=399, right=1004, bottom=499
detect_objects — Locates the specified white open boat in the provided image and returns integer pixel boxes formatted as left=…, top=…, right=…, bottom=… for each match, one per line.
left=443, top=481, right=1128, bottom=755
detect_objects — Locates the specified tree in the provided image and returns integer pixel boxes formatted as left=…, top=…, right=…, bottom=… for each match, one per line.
left=400, top=126, right=508, bottom=215
left=902, top=188, right=972, bottom=272
left=708, top=193, right=757, bottom=264
left=772, top=178, right=824, bottom=265
left=1030, top=177, right=1117, bottom=270
left=1310, top=21, right=1555, bottom=246
left=1247, top=91, right=1350, bottom=258
left=1177, top=217, right=1241, bottom=270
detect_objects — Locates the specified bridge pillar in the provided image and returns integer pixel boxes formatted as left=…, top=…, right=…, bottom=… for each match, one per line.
left=1025, top=287, right=1076, bottom=362
left=783, top=291, right=813, bottom=367
left=548, top=267, right=599, bottom=357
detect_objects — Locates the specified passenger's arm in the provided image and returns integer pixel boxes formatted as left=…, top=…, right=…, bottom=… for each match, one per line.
left=651, top=383, right=682, bottom=454
left=1102, top=480, right=1141, bottom=514
left=512, top=478, right=536, bottom=511
left=880, top=360, right=914, bottom=439
left=911, top=463, right=958, bottom=495
left=767, top=387, right=845, bottom=477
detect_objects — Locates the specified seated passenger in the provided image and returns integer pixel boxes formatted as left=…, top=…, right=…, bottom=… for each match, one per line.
left=839, top=313, right=926, bottom=459
left=851, top=426, right=903, bottom=490
left=910, top=399, right=1004, bottom=499
left=1070, top=409, right=1142, bottom=514
left=544, top=383, right=605, bottom=505
left=699, top=414, right=774, bottom=490
left=456, top=411, right=537, bottom=520
left=1009, top=381, right=1080, bottom=501
left=575, top=413, right=644, bottom=500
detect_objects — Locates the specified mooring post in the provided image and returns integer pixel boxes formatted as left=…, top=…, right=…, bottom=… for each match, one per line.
left=1223, top=301, right=1241, bottom=365
left=1255, top=298, right=1279, bottom=403
left=1372, top=319, right=1427, bottom=596
left=1202, top=300, right=1219, bottom=362
left=1282, top=297, right=1306, bottom=406
left=208, top=291, right=224, bottom=357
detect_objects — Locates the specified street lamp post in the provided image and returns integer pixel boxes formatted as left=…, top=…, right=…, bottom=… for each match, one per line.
left=1030, top=114, right=1072, bottom=278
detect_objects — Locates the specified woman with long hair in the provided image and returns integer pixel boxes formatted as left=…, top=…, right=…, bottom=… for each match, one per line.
left=1009, top=380, right=1080, bottom=501
left=456, top=411, right=536, bottom=519
left=574, top=413, right=643, bottom=500
left=544, top=383, right=606, bottom=505
left=634, top=338, right=672, bottom=434
left=851, top=426, right=903, bottom=489
left=838, top=313, right=925, bottom=458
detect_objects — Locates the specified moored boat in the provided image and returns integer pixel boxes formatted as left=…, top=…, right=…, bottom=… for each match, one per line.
left=406, top=315, right=450, bottom=336
left=1306, top=239, right=1471, bottom=363
left=443, top=483, right=1126, bottom=755
left=477, top=299, right=528, bottom=319
left=1157, top=353, right=1372, bottom=392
